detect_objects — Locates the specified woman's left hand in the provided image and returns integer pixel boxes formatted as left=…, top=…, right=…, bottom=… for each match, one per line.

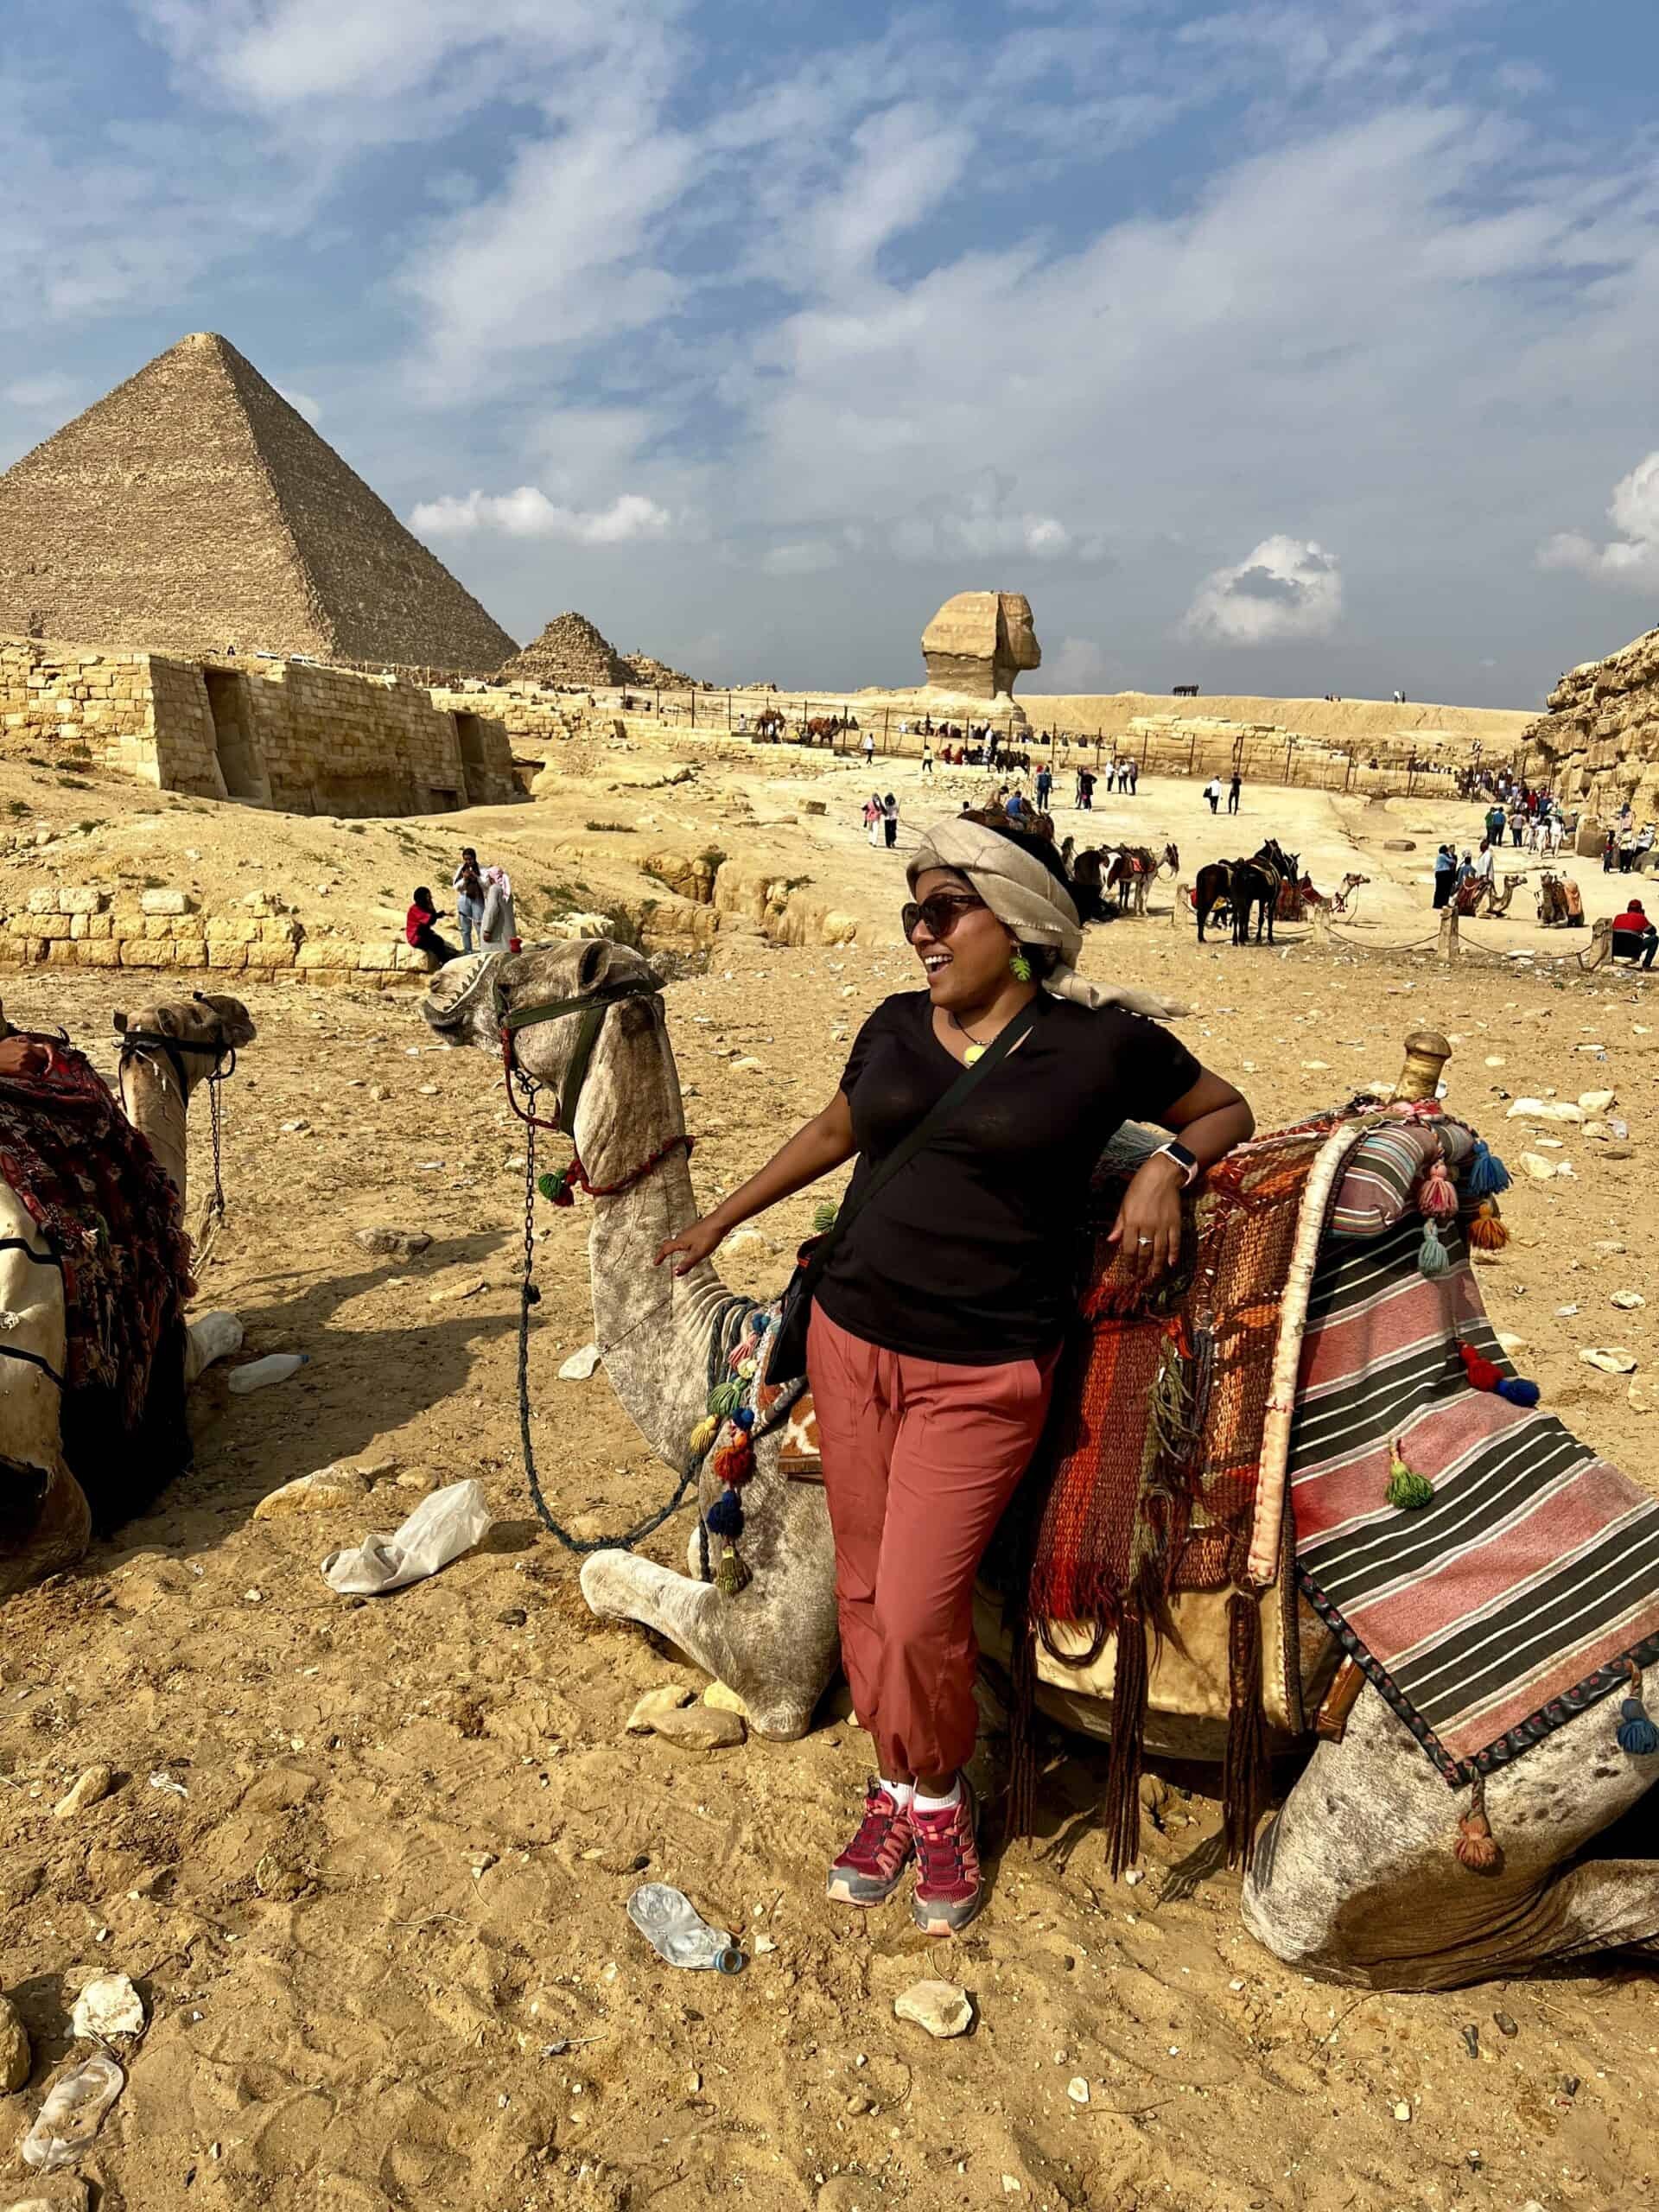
left=1108, top=1154, right=1186, bottom=1280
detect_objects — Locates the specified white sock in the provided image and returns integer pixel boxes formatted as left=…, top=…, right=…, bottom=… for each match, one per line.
left=912, top=1779, right=961, bottom=1815
left=880, top=1776, right=913, bottom=1807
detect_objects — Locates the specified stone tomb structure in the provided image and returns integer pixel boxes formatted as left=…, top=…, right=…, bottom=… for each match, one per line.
left=1525, top=623, right=1659, bottom=830
left=2, top=636, right=521, bottom=816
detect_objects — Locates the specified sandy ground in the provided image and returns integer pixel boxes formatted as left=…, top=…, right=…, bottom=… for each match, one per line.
left=2, top=736, right=1657, bottom=2212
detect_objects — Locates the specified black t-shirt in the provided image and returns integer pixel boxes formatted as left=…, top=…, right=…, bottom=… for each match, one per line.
left=817, top=991, right=1202, bottom=1363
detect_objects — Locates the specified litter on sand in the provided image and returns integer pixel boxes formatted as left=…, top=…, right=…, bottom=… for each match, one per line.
left=321, top=1478, right=493, bottom=1596
left=626, top=1884, right=746, bottom=1974
left=21, top=2050, right=125, bottom=2171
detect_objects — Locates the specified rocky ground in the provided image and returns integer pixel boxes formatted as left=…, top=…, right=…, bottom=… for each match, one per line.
left=1, top=734, right=1656, bottom=2211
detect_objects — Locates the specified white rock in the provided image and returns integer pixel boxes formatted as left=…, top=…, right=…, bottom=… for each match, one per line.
left=1506, top=1098, right=1580, bottom=1123
left=1484, top=1055, right=1506, bottom=1067
left=1066, top=2076, right=1090, bottom=2105
left=704, top=1681, right=749, bottom=1717
left=1494, top=1332, right=1529, bottom=1353
left=1580, top=1347, right=1638, bottom=1375
left=139, top=887, right=194, bottom=916
left=52, top=1766, right=112, bottom=1821
left=1612, top=1292, right=1647, bottom=1311
left=1579, top=1090, right=1616, bottom=1113
left=894, top=1979, right=974, bottom=2039
left=728, top=1056, right=764, bottom=1073
left=1392, top=2100, right=1412, bottom=2122
left=70, top=1974, right=144, bottom=2041
left=558, top=1344, right=602, bottom=1381
left=1518, top=1154, right=1556, bottom=1180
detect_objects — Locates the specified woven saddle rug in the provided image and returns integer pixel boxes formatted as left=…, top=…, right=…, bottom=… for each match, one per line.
left=1292, top=1205, right=1659, bottom=1787
left=0, top=1034, right=194, bottom=1510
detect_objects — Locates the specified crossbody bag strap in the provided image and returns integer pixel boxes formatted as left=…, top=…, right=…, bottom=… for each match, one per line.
left=804, top=996, right=1039, bottom=1279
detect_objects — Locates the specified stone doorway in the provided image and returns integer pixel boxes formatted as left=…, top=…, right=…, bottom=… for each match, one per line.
left=205, top=669, right=268, bottom=802
left=454, top=712, right=489, bottom=806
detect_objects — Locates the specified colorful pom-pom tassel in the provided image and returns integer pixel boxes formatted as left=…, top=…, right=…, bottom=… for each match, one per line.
left=737, top=1357, right=757, bottom=1381
left=707, top=1380, right=742, bottom=1420
left=705, top=1486, right=744, bottom=1539
left=714, top=1433, right=754, bottom=1488
left=689, top=1414, right=720, bottom=1459
left=1617, top=1660, right=1658, bottom=1756
left=812, top=1199, right=839, bottom=1235
left=1458, top=1341, right=1503, bottom=1392
left=1418, top=1219, right=1452, bottom=1278
left=1419, top=1160, right=1459, bottom=1218
left=1386, top=1439, right=1434, bottom=1510
left=1465, top=1139, right=1511, bottom=1199
left=732, top=1403, right=755, bottom=1432
left=537, top=1162, right=581, bottom=1208
left=1496, top=1376, right=1540, bottom=1408
left=1453, top=1774, right=1502, bottom=1872
left=749, top=1309, right=772, bottom=1337
left=715, top=1544, right=750, bottom=1596
left=1466, top=1199, right=1509, bottom=1250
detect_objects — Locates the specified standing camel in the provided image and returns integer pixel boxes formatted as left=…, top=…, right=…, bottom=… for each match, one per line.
left=0, top=993, right=253, bottom=1595
left=426, top=945, right=1659, bottom=1990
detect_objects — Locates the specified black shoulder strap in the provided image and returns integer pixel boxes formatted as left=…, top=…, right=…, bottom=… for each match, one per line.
left=807, top=996, right=1039, bottom=1271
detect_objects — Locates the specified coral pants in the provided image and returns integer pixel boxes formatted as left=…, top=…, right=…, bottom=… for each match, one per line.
left=806, top=1305, right=1058, bottom=1778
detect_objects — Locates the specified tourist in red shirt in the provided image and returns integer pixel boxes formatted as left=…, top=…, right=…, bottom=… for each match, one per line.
left=405, top=887, right=459, bottom=967
left=1613, top=899, right=1657, bottom=969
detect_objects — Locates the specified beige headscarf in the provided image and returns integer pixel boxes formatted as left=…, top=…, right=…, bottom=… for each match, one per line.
left=907, top=816, right=1189, bottom=1019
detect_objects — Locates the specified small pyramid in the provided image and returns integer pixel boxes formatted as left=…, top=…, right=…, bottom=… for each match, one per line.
left=0, top=332, right=516, bottom=673
left=498, top=611, right=632, bottom=687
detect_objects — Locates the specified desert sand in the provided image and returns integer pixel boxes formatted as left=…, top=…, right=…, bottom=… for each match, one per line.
left=2, top=728, right=1656, bottom=2211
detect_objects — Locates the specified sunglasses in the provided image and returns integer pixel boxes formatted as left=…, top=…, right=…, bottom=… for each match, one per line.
left=902, top=891, right=986, bottom=942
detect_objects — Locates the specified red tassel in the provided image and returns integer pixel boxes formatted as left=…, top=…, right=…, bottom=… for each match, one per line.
left=1453, top=1773, right=1502, bottom=1872
left=1420, top=1160, right=1459, bottom=1218
left=1458, top=1341, right=1503, bottom=1393
left=714, top=1433, right=754, bottom=1488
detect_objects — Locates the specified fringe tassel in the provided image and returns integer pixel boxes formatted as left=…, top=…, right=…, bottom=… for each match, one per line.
left=1007, top=1608, right=1039, bottom=1844
left=1418, top=1218, right=1452, bottom=1277
left=1465, top=1199, right=1510, bottom=1250
left=1386, top=1438, right=1434, bottom=1510
left=1465, top=1138, right=1511, bottom=1198
left=1222, top=1590, right=1271, bottom=1872
left=1103, top=1614, right=1150, bottom=1879
left=1454, top=1771, right=1502, bottom=1871
left=1419, top=1160, right=1459, bottom=1218
left=715, top=1542, right=750, bottom=1596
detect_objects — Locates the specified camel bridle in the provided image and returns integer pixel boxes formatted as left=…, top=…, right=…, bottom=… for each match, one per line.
left=114, top=997, right=239, bottom=1241
left=490, top=964, right=724, bottom=1559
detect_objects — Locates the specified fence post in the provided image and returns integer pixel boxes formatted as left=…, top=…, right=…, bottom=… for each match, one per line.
left=1438, top=906, right=1460, bottom=964
left=1188, top=734, right=1196, bottom=776
left=1284, top=738, right=1294, bottom=785
left=690, top=690, right=696, bottom=728
left=727, top=690, right=732, bottom=729
left=884, top=706, right=891, bottom=752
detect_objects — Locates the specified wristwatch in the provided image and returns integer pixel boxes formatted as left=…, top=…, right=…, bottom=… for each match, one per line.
left=1154, top=1140, right=1200, bottom=1186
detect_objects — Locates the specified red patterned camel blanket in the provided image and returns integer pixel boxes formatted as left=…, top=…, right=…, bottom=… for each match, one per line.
left=0, top=1034, right=194, bottom=1526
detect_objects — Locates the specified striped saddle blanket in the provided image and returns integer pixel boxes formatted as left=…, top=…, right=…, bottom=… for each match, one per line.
left=1293, top=1188, right=1659, bottom=1785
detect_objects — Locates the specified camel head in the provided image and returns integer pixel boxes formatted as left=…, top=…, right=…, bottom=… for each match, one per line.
left=423, top=940, right=670, bottom=1138
left=113, top=991, right=257, bottom=1086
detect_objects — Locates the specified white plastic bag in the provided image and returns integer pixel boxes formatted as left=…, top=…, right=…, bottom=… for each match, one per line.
left=22, top=2050, right=124, bottom=2171
left=321, top=1478, right=492, bottom=1597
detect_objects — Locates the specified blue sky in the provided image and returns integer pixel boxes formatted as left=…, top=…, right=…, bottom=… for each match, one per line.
left=5, top=0, right=1659, bottom=703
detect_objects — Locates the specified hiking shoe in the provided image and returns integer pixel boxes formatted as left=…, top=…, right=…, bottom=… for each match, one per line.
left=911, top=1777, right=982, bottom=1936
left=826, top=1782, right=915, bottom=1907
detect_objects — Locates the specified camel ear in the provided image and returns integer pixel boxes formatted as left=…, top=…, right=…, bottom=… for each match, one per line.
left=577, top=940, right=609, bottom=994
left=112, top=1010, right=129, bottom=1033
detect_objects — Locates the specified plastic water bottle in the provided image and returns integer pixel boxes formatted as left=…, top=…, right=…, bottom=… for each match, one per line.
left=228, top=1352, right=308, bottom=1395
left=22, top=2050, right=125, bottom=2171
left=626, top=1884, right=746, bottom=1974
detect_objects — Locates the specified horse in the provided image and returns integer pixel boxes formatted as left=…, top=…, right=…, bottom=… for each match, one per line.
left=1230, top=842, right=1300, bottom=945
left=1106, top=841, right=1179, bottom=918
left=1194, top=860, right=1234, bottom=942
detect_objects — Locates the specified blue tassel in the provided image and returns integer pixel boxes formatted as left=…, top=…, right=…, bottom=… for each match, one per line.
left=1465, top=1140, right=1511, bottom=1199
left=1496, top=1376, right=1540, bottom=1408
left=1419, top=1219, right=1452, bottom=1278
left=749, top=1309, right=772, bottom=1337
left=705, top=1488, right=744, bottom=1539
left=732, top=1403, right=755, bottom=1432
left=1617, top=1700, right=1659, bottom=1756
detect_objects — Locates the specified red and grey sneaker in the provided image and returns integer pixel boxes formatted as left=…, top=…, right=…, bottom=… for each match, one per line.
left=826, top=1782, right=915, bottom=1907
left=911, top=1777, right=982, bottom=1936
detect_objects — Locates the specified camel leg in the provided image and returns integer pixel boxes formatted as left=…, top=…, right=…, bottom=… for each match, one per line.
left=1242, top=1682, right=1659, bottom=1991
left=0, top=1455, right=92, bottom=1599
left=184, top=1309, right=244, bottom=1388
left=581, top=1530, right=837, bottom=1741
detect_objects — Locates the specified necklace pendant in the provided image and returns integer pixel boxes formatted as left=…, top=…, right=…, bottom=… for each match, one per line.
left=963, top=1042, right=986, bottom=1066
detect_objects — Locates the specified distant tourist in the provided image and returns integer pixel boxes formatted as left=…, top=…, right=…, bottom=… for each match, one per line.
left=406, top=887, right=458, bottom=967
left=480, top=864, right=518, bottom=951
left=1614, top=898, right=1659, bottom=969
left=1620, top=826, right=1639, bottom=873
left=1077, top=768, right=1096, bottom=811
left=1205, top=775, right=1222, bottom=814
left=921, top=741, right=934, bottom=777
left=863, top=794, right=884, bottom=848
left=1604, top=830, right=1619, bottom=874
left=883, top=792, right=899, bottom=849
left=1432, top=845, right=1456, bottom=907
left=1227, top=772, right=1241, bottom=816
left=1035, top=765, right=1052, bottom=810
left=862, top=730, right=876, bottom=768
left=453, top=847, right=485, bottom=953
left=1006, top=788, right=1027, bottom=823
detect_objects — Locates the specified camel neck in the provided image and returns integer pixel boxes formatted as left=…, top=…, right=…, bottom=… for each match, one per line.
left=118, top=1056, right=191, bottom=1207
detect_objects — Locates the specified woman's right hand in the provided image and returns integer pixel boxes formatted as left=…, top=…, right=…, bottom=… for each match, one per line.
left=656, top=1216, right=728, bottom=1275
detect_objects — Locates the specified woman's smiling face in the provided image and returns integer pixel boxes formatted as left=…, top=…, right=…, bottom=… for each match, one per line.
left=908, top=867, right=1017, bottom=1010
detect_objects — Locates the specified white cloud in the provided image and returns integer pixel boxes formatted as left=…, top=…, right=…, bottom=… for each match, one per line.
left=410, top=487, right=676, bottom=544
left=2, top=373, right=79, bottom=411
left=1183, top=535, right=1344, bottom=645
left=1537, top=451, right=1659, bottom=591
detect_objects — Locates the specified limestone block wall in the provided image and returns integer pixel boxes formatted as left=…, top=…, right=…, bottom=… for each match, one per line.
left=1524, top=629, right=1659, bottom=825
left=0, top=639, right=222, bottom=793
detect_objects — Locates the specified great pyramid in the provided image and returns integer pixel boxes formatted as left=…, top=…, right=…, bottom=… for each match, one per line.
left=0, top=332, right=517, bottom=673
left=499, top=610, right=703, bottom=690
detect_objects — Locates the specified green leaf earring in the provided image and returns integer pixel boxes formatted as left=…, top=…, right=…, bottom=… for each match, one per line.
left=1009, top=948, right=1033, bottom=983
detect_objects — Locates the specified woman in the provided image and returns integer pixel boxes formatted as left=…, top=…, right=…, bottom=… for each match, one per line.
left=657, top=817, right=1252, bottom=1936
left=405, top=887, right=458, bottom=967
left=453, top=848, right=485, bottom=953
left=480, top=863, right=518, bottom=951
left=882, top=793, right=899, bottom=850
left=862, top=794, right=883, bottom=849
